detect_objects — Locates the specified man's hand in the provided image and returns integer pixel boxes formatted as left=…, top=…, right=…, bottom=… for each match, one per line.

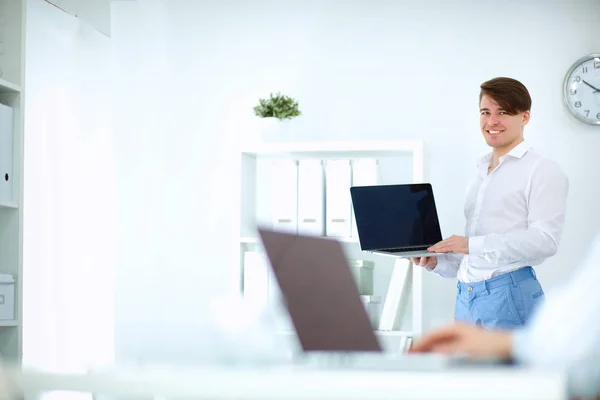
left=428, top=235, right=469, bottom=254
left=409, top=256, right=438, bottom=271
left=410, top=323, right=512, bottom=361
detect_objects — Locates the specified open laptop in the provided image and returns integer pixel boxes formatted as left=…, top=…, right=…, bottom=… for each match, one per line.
left=257, top=227, right=500, bottom=371
left=350, top=183, right=447, bottom=258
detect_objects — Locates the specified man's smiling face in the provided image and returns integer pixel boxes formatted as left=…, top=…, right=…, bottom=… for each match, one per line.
left=480, top=95, right=529, bottom=153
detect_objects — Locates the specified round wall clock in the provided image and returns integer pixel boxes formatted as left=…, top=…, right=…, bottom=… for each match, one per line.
left=563, top=53, right=600, bottom=125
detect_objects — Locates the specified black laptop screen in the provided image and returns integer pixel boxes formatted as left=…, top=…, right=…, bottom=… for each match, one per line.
left=350, top=184, right=443, bottom=251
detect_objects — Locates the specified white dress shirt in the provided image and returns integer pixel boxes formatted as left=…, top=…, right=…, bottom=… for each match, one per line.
left=512, top=233, right=600, bottom=399
left=433, top=141, right=569, bottom=283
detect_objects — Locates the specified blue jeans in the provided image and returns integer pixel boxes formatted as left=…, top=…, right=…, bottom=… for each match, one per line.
left=454, top=267, right=545, bottom=329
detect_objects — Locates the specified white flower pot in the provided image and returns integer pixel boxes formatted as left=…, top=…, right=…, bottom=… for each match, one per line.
left=259, top=117, right=292, bottom=142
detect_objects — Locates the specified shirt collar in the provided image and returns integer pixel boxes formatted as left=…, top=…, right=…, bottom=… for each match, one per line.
left=477, top=140, right=532, bottom=167
left=505, top=140, right=531, bottom=159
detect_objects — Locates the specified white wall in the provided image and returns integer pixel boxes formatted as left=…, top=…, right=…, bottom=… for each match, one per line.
left=23, top=0, right=115, bottom=372
left=111, top=0, right=600, bottom=361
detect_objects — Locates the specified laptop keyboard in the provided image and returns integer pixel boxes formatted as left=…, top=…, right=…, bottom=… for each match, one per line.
left=294, top=352, right=453, bottom=371
left=382, top=246, right=429, bottom=252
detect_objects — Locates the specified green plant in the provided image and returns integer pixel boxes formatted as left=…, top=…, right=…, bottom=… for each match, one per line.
left=253, top=92, right=301, bottom=120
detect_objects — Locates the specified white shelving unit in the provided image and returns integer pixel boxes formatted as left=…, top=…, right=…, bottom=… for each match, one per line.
left=0, top=79, right=20, bottom=93
left=0, top=0, right=25, bottom=363
left=236, top=140, right=425, bottom=347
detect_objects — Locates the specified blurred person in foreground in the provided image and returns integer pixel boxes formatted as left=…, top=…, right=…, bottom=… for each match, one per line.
left=411, top=235, right=600, bottom=400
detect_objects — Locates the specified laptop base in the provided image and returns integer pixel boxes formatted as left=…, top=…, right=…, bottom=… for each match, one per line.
left=371, top=250, right=446, bottom=258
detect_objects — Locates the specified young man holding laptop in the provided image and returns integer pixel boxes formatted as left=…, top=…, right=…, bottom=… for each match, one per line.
left=411, top=77, right=569, bottom=329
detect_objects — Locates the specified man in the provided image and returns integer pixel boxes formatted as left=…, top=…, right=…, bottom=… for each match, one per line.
left=410, top=234, right=600, bottom=400
left=411, top=77, right=569, bottom=329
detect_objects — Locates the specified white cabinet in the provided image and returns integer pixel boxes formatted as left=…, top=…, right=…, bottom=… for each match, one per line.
left=236, top=141, right=425, bottom=347
left=0, top=0, right=25, bottom=362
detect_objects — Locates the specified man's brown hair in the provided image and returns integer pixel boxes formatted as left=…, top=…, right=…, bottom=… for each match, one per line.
left=479, top=77, right=531, bottom=115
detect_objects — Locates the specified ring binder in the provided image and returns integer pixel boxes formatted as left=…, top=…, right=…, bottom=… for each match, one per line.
left=0, top=102, right=14, bottom=203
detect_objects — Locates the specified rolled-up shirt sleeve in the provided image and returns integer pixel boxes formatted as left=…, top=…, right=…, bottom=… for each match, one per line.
left=511, top=235, right=600, bottom=399
left=468, top=159, right=568, bottom=266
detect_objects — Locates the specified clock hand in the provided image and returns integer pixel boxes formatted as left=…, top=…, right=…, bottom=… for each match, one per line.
left=581, top=79, right=600, bottom=93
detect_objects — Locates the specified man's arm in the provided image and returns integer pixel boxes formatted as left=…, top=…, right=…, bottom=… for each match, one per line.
left=469, top=159, right=569, bottom=265
left=430, top=253, right=463, bottom=278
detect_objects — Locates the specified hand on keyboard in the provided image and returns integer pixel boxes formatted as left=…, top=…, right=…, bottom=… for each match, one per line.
left=409, top=322, right=512, bottom=361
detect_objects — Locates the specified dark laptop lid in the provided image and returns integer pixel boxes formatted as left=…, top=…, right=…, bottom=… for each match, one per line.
left=257, top=227, right=382, bottom=352
left=349, top=183, right=443, bottom=251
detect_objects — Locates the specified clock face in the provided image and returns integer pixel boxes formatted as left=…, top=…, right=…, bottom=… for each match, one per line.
left=563, top=54, right=600, bottom=125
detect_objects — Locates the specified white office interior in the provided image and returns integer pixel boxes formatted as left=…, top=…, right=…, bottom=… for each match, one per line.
left=0, top=0, right=599, bottom=398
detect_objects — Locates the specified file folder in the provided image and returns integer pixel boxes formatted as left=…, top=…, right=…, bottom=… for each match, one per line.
left=271, top=159, right=298, bottom=233
left=0, top=103, right=14, bottom=203
left=297, top=159, right=325, bottom=235
left=325, top=159, right=352, bottom=237
left=350, top=158, right=378, bottom=237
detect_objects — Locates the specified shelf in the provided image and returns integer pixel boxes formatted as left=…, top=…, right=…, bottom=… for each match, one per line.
left=0, top=201, right=18, bottom=210
left=0, top=0, right=25, bottom=365
left=240, top=236, right=359, bottom=244
left=0, top=79, right=21, bottom=93
left=240, top=140, right=423, bottom=159
left=238, top=139, right=426, bottom=336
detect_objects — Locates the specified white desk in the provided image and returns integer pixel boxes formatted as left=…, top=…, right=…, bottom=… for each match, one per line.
left=1, top=363, right=567, bottom=400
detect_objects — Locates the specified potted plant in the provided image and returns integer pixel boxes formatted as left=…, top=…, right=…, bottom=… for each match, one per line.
left=254, top=92, right=301, bottom=120
left=253, top=92, right=301, bottom=140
